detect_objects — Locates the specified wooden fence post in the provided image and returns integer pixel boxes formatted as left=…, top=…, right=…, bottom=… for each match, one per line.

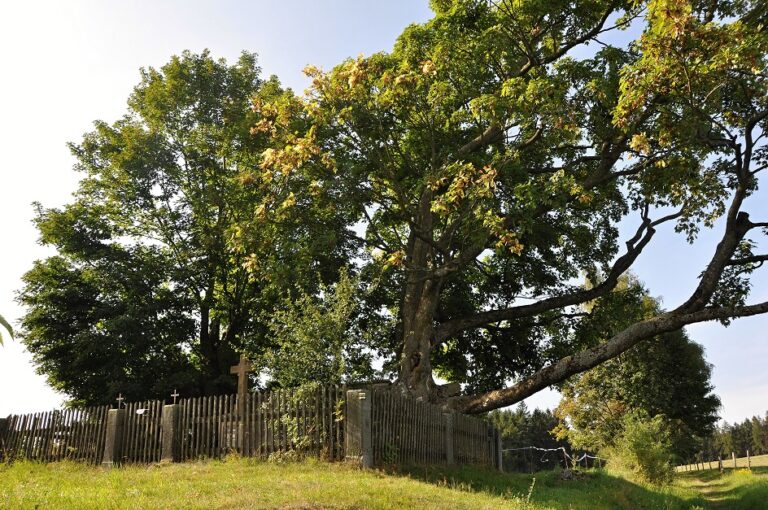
left=748, top=450, right=751, bottom=470
left=443, top=413, right=454, bottom=465
left=101, top=408, right=126, bottom=468
left=161, top=404, right=180, bottom=463
left=344, top=389, right=372, bottom=468
left=495, top=428, right=503, bottom=472
left=732, top=451, right=737, bottom=469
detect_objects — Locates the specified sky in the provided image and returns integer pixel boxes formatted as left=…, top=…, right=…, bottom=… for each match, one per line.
left=0, top=1, right=766, bottom=424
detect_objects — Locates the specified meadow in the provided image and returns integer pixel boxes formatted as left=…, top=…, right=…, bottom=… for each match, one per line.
left=3, top=458, right=767, bottom=509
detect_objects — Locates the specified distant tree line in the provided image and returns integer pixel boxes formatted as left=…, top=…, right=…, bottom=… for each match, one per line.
left=700, top=414, right=768, bottom=460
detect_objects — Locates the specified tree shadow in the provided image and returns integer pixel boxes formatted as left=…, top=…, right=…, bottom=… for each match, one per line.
left=391, top=464, right=706, bottom=510
left=677, top=466, right=768, bottom=508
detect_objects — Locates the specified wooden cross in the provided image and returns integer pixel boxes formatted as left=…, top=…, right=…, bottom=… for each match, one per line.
left=171, top=389, right=179, bottom=404
left=116, top=393, right=125, bottom=409
left=230, top=354, right=253, bottom=417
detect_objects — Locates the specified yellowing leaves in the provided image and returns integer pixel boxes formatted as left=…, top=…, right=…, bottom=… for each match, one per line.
left=630, top=133, right=651, bottom=155
left=385, top=250, right=405, bottom=268
left=421, top=60, right=436, bottom=75
left=280, top=192, right=296, bottom=210
left=496, top=232, right=524, bottom=256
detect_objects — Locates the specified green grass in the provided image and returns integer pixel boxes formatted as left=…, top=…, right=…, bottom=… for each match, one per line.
left=2, top=457, right=763, bottom=509
left=676, top=467, right=768, bottom=509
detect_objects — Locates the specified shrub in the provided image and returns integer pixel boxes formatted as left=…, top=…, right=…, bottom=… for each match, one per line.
left=606, top=412, right=674, bottom=485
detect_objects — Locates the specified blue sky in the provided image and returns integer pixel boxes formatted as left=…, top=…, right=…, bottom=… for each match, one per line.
left=1, top=1, right=766, bottom=424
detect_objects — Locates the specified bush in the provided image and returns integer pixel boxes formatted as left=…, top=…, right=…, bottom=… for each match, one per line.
left=606, top=412, right=674, bottom=485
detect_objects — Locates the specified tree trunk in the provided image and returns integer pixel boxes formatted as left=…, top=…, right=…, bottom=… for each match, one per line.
left=397, top=189, right=441, bottom=400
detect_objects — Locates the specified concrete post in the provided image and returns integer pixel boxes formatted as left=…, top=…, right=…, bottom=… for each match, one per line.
left=443, top=413, right=454, bottom=465
left=344, top=389, right=372, bottom=468
left=101, top=408, right=126, bottom=468
left=161, top=404, right=180, bottom=463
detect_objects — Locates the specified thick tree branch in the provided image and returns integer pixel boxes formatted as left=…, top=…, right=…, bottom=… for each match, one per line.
left=451, top=300, right=768, bottom=413
left=434, top=211, right=672, bottom=342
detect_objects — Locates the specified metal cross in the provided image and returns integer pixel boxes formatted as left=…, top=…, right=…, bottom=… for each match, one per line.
left=171, top=389, right=179, bottom=404
left=116, top=393, right=125, bottom=408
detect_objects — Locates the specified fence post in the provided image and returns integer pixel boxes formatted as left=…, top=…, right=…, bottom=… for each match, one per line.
left=495, top=428, right=503, bottom=472
left=443, top=413, right=454, bottom=465
left=0, top=416, right=7, bottom=440
left=719, top=455, right=723, bottom=473
left=344, top=389, right=372, bottom=468
left=732, top=451, right=737, bottom=469
left=101, top=408, right=126, bottom=468
left=161, top=404, right=180, bottom=463
left=748, top=450, right=751, bottom=470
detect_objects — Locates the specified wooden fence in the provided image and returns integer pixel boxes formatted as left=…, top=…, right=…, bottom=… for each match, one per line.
left=0, top=406, right=109, bottom=464
left=369, top=388, right=500, bottom=469
left=120, top=400, right=163, bottom=464
left=1, top=384, right=500, bottom=471
left=177, top=385, right=345, bottom=461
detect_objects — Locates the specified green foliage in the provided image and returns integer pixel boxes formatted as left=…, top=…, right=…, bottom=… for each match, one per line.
left=18, top=50, right=353, bottom=404
left=555, top=276, right=720, bottom=460
left=234, top=0, right=768, bottom=408
left=260, top=268, right=383, bottom=387
left=606, top=412, right=675, bottom=486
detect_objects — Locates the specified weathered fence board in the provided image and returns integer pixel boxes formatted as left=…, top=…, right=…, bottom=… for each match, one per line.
left=0, top=406, right=108, bottom=464
left=369, top=388, right=498, bottom=469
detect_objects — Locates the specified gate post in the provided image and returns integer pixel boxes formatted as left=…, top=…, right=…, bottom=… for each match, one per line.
left=345, top=389, right=372, bottom=468
left=161, top=404, right=180, bottom=463
left=101, top=408, right=126, bottom=468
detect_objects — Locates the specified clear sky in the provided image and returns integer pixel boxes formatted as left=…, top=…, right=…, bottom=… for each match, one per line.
left=1, top=1, right=766, bottom=424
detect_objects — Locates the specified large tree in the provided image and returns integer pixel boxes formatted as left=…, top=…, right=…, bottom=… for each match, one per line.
left=239, top=0, right=768, bottom=412
left=19, top=51, right=353, bottom=404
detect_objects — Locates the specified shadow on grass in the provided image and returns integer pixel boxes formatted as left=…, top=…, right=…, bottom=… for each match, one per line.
left=391, top=464, right=705, bottom=510
left=677, top=466, right=768, bottom=509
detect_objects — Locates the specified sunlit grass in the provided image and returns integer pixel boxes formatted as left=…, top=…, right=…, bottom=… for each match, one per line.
left=5, top=457, right=760, bottom=509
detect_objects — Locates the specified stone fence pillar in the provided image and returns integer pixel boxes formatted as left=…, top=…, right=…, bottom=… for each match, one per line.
left=345, top=389, right=372, bottom=468
left=161, top=404, right=180, bottom=463
left=101, top=408, right=126, bottom=468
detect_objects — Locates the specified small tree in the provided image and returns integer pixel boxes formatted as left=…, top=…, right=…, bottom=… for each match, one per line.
left=607, top=412, right=674, bottom=486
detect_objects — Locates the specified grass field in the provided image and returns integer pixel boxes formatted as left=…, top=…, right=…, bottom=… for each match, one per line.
left=0, top=457, right=715, bottom=510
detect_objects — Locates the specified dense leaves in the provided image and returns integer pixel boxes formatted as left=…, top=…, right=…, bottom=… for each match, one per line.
left=554, top=277, right=721, bottom=460
left=235, top=0, right=768, bottom=412
left=18, top=51, right=354, bottom=404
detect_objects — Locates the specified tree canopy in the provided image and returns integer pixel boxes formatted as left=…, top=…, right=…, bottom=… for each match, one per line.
left=234, top=0, right=768, bottom=413
left=19, top=51, right=354, bottom=404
